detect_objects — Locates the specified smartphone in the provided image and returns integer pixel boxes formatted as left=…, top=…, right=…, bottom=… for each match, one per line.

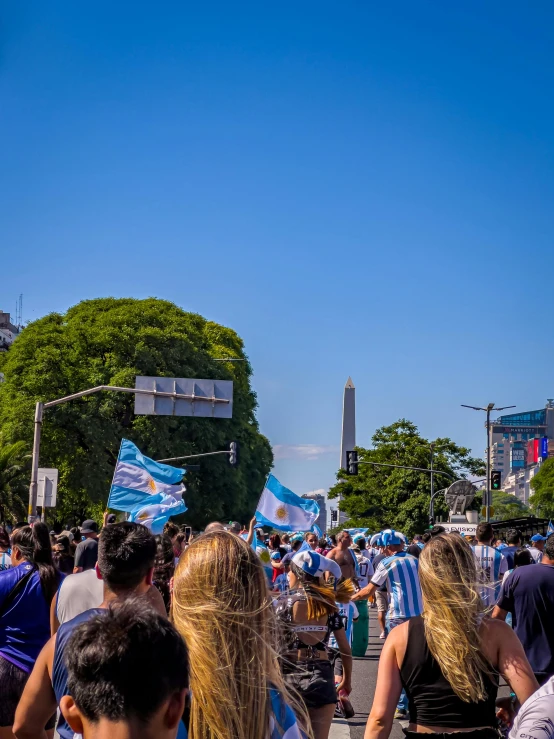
left=184, top=526, right=192, bottom=543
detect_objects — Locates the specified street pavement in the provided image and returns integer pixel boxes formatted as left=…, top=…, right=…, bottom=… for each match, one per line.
left=329, top=609, right=406, bottom=739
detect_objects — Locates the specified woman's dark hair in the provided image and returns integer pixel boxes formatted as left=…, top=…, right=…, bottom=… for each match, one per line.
left=12, top=522, right=60, bottom=604
left=268, top=534, right=281, bottom=550
left=70, top=527, right=81, bottom=544
left=0, top=526, right=10, bottom=550
left=163, top=522, right=179, bottom=539
left=318, top=537, right=327, bottom=549
left=153, top=534, right=175, bottom=614
left=514, top=547, right=533, bottom=568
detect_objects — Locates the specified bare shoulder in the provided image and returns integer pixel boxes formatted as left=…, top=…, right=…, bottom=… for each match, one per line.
left=327, top=547, right=338, bottom=559
left=480, top=616, right=513, bottom=639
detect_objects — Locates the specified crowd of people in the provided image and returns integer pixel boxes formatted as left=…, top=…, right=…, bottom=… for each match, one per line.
left=0, top=515, right=552, bottom=739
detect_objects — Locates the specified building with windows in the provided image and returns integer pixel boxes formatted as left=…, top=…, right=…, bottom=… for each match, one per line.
left=0, top=311, right=20, bottom=351
left=490, top=402, right=554, bottom=504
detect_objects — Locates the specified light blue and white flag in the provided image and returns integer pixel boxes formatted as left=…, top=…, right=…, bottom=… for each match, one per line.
left=312, top=523, right=323, bottom=538
left=548, top=520, right=554, bottom=537
left=108, top=439, right=186, bottom=534
left=346, top=527, right=369, bottom=538
left=255, top=474, right=319, bottom=533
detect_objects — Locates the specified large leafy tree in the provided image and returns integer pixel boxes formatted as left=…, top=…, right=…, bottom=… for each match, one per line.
left=490, top=490, right=530, bottom=521
left=0, top=298, right=272, bottom=528
left=328, top=420, right=485, bottom=538
left=530, top=458, right=554, bottom=518
left=0, top=439, right=28, bottom=523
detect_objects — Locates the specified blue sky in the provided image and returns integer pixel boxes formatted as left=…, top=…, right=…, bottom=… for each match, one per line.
left=2, top=1, right=554, bottom=501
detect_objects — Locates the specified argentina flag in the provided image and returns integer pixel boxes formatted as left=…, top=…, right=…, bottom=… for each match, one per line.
left=108, top=439, right=187, bottom=534
left=255, top=474, right=319, bottom=532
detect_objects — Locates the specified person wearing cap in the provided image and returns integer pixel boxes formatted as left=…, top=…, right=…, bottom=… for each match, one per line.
left=528, top=533, right=546, bottom=563
left=276, top=549, right=355, bottom=739
left=352, top=529, right=422, bottom=719
left=73, top=520, right=99, bottom=574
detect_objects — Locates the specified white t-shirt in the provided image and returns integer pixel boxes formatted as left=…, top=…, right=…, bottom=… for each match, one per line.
left=328, top=601, right=359, bottom=649
left=509, top=676, right=554, bottom=739
left=56, top=569, right=103, bottom=626
left=356, top=552, right=375, bottom=589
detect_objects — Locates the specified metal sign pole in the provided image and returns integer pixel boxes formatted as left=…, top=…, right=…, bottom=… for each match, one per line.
left=28, top=401, right=43, bottom=521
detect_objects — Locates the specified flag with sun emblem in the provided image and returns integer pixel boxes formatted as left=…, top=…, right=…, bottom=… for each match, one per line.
left=255, top=474, right=320, bottom=532
left=108, top=439, right=186, bottom=533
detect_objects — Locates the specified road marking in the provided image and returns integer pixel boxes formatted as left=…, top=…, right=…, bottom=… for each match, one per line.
left=329, top=718, right=350, bottom=739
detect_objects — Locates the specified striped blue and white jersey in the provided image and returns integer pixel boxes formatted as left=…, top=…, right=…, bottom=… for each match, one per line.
left=371, top=552, right=423, bottom=619
left=328, top=601, right=359, bottom=650
left=472, top=544, right=508, bottom=606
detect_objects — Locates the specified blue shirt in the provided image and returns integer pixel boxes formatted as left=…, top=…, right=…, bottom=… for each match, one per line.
left=0, top=562, right=58, bottom=673
left=53, top=608, right=104, bottom=739
left=371, top=551, right=423, bottom=619
left=498, top=564, right=554, bottom=679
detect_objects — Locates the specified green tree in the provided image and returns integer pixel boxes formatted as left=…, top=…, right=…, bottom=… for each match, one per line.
left=490, top=490, right=530, bottom=521
left=0, top=298, right=272, bottom=528
left=328, top=420, right=485, bottom=538
left=0, top=439, right=28, bottom=523
left=530, top=458, right=554, bottom=518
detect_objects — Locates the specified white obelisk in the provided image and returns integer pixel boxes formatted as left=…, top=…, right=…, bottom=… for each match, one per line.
left=338, top=377, right=356, bottom=524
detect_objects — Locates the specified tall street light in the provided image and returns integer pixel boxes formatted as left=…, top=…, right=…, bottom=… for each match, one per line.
left=461, top=402, right=515, bottom=522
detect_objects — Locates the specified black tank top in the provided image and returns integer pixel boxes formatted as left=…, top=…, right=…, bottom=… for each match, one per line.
left=400, top=616, right=498, bottom=728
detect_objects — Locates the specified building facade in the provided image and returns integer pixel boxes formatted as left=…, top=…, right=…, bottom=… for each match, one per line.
left=0, top=311, right=20, bottom=352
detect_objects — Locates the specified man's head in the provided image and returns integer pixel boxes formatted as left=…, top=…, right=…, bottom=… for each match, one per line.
left=60, top=600, right=188, bottom=739
left=475, top=522, right=494, bottom=545
left=542, top=535, right=554, bottom=563
left=337, top=531, right=352, bottom=548
left=204, top=522, right=225, bottom=533
left=225, top=521, right=242, bottom=535
left=353, top=535, right=367, bottom=550
left=507, top=529, right=522, bottom=546
left=531, top=533, right=546, bottom=551
left=291, top=540, right=302, bottom=553
left=80, top=520, right=98, bottom=539
left=97, top=522, right=156, bottom=596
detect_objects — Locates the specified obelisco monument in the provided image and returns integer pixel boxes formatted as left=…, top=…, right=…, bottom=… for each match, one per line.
left=339, top=377, right=356, bottom=523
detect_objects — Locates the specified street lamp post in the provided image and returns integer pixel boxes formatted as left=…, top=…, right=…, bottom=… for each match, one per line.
left=461, top=402, right=515, bottom=522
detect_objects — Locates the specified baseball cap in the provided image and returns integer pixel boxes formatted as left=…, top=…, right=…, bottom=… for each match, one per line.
left=270, top=551, right=281, bottom=561
left=225, top=521, right=242, bottom=534
left=58, top=530, right=74, bottom=542
left=531, top=534, right=546, bottom=542
left=80, top=519, right=98, bottom=534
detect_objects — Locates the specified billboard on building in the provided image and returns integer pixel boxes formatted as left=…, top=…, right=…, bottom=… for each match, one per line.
left=541, top=437, right=549, bottom=460
left=511, top=443, right=525, bottom=470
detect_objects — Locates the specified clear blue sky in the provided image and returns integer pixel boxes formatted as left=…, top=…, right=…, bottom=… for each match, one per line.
left=2, top=1, right=554, bottom=500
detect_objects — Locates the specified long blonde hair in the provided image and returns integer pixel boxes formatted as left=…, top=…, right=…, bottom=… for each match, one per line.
left=289, top=562, right=355, bottom=619
left=172, top=531, right=311, bottom=739
left=418, top=534, right=493, bottom=703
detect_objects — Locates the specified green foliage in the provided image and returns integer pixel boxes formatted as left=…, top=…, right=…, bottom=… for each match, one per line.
left=0, top=438, right=29, bottom=523
left=530, top=458, right=554, bottom=518
left=328, top=420, right=485, bottom=538
left=490, top=490, right=530, bottom=521
left=0, top=298, right=272, bottom=528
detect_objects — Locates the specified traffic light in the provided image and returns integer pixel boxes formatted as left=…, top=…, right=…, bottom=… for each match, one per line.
left=346, top=450, right=359, bottom=475
left=229, top=441, right=239, bottom=467
left=428, top=516, right=435, bottom=528
left=490, top=470, right=501, bottom=491
left=331, top=509, right=338, bottom=524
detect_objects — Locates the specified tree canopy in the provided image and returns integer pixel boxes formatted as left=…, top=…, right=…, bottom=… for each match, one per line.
left=530, top=458, right=554, bottom=518
left=490, top=490, right=530, bottom=521
left=0, top=298, right=272, bottom=527
left=328, top=419, right=485, bottom=538
left=0, top=438, right=29, bottom=523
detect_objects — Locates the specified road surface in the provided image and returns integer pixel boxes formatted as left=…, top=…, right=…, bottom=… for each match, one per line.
left=330, top=609, right=406, bottom=739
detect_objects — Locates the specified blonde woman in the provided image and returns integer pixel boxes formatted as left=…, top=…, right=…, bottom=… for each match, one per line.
left=365, top=534, right=538, bottom=739
left=277, top=549, right=355, bottom=739
left=172, top=530, right=310, bottom=739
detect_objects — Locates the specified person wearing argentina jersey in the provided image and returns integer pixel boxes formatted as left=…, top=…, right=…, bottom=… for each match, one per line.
left=352, top=529, right=422, bottom=720
left=472, top=522, right=508, bottom=609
